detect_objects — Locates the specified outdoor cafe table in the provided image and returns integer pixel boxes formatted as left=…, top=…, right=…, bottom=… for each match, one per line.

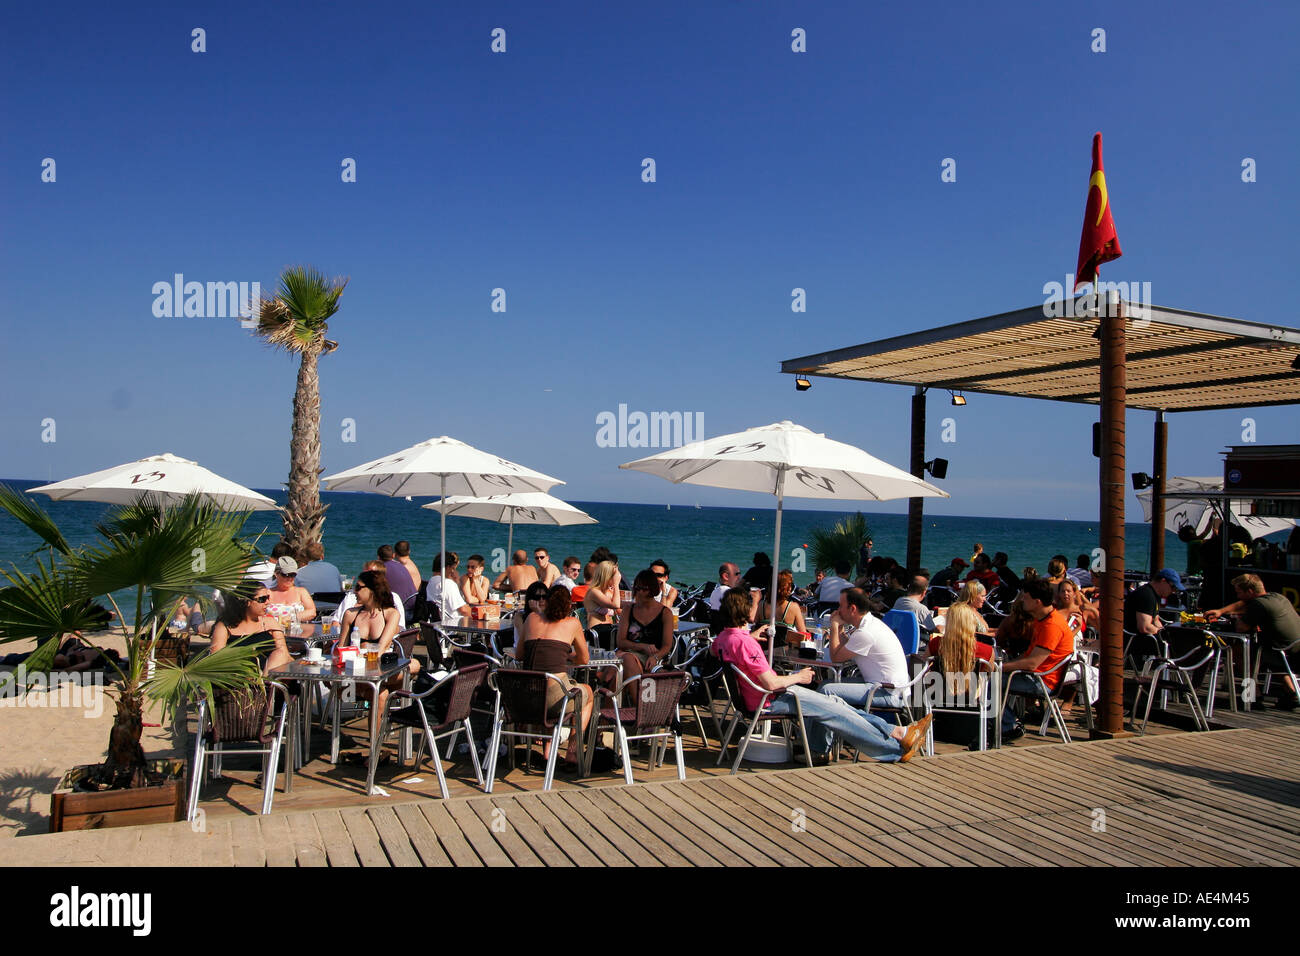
left=269, top=654, right=411, bottom=796
left=441, top=616, right=516, bottom=652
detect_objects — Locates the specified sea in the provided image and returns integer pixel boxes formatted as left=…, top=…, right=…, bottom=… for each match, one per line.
left=0, top=478, right=1188, bottom=607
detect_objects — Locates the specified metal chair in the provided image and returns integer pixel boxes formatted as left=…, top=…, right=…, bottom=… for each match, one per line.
left=922, top=658, right=999, bottom=753
left=594, top=671, right=689, bottom=784
left=187, top=680, right=289, bottom=820
left=999, top=655, right=1088, bottom=743
left=716, top=664, right=813, bottom=773
left=674, top=641, right=725, bottom=750
left=484, top=669, right=583, bottom=792
left=1130, top=634, right=1217, bottom=734
left=376, top=663, right=490, bottom=797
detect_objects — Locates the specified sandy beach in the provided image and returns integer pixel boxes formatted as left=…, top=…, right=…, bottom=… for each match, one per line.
left=0, top=631, right=184, bottom=838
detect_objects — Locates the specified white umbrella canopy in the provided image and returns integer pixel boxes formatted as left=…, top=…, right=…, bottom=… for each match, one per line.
left=1137, top=476, right=1296, bottom=537
left=323, top=437, right=565, bottom=586
left=422, top=492, right=597, bottom=566
left=29, top=453, right=279, bottom=511
left=622, top=421, right=948, bottom=661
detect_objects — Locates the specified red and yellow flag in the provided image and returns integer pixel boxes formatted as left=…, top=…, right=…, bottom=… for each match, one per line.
left=1075, top=132, right=1123, bottom=290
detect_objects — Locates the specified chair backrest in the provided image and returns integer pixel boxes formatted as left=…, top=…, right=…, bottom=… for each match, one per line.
left=418, top=622, right=446, bottom=669
left=208, top=682, right=278, bottom=745
left=441, top=663, right=490, bottom=725
left=394, top=627, right=419, bottom=659
left=492, top=668, right=563, bottom=727
left=881, top=609, right=921, bottom=655
left=925, top=586, right=957, bottom=610
left=627, top=671, right=688, bottom=732
left=452, top=647, right=498, bottom=672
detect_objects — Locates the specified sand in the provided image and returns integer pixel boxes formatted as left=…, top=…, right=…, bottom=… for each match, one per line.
left=0, top=630, right=187, bottom=837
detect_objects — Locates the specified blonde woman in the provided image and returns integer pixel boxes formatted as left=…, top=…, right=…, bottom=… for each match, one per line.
left=947, top=581, right=990, bottom=635
left=582, top=560, right=623, bottom=651
left=929, top=602, right=994, bottom=697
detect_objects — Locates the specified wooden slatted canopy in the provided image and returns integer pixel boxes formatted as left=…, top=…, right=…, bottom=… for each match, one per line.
left=781, top=301, right=1300, bottom=412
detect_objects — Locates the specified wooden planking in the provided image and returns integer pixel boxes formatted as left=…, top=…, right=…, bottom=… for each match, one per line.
left=226, top=815, right=266, bottom=867
left=367, top=806, right=423, bottom=867
left=313, top=809, right=360, bottom=866
left=286, top=813, right=329, bottom=867
left=339, top=808, right=391, bottom=867
left=463, top=798, right=544, bottom=867
left=392, top=803, right=452, bottom=867
left=257, top=814, right=299, bottom=867
left=419, top=802, right=483, bottom=867
left=9, top=726, right=1300, bottom=867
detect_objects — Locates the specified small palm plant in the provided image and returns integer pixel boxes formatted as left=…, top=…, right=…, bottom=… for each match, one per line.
left=253, top=265, right=348, bottom=556
left=0, top=486, right=267, bottom=790
left=809, top=512, right=872, bottom=578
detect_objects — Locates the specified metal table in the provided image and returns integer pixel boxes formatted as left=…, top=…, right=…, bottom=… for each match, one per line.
left=269, top=654, right=411, bottom=795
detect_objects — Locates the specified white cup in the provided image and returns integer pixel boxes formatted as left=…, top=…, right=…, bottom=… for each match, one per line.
left=305, top=646, right=322, bottom=663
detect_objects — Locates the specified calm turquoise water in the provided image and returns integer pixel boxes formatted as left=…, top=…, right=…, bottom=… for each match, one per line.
left=0, top=479, right=1186, bottom=600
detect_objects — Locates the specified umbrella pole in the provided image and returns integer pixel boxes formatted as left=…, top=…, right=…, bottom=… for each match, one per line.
left=768, top=471, right=785, bottom=665
left=440, top=475, right=447, bottom=590
left=507, top=509, right=514, bottom=574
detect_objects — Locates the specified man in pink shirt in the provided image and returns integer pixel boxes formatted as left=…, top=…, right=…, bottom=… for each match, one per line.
left=713, top=590, right=930, bottom=763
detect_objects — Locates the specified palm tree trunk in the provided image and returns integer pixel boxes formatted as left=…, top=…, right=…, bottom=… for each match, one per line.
left=283, top=346, right=328, bottom=552
left=100, top=691, right=147, bottom=788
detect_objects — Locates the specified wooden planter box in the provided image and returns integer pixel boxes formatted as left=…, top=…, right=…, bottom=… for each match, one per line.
left=49, top=759, right=186, bottom=833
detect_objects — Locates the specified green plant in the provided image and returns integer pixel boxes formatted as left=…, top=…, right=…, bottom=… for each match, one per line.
left=0, top=486, right=267, bottom=789
left=809, top=512, right=872, bottom=578
left=254, top=265, right=348, bottom=555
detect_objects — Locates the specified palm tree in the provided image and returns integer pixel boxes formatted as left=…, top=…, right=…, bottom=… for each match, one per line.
left=0, top=487, right=266, bottom=789
left=809, top=512, right=872, bottom=579
left=254, top=266, right=348, bottom=554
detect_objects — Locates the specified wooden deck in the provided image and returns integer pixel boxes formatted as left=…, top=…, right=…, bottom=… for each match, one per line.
left=10, top=725, right=1298, bottom=867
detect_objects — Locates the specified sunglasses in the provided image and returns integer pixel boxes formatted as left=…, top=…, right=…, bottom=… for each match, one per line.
left=277, top=571, right=297, bottom=578
left=253, top=595, right=271, bottom=603
left=653, top=572, right=667, bottom=578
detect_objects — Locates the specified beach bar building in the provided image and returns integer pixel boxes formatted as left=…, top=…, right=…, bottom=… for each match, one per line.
left=782, top=298, right=1300, bottom=737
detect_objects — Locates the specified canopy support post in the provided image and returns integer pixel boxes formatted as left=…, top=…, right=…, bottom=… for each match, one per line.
left=906, top=386, right=926, bottom=572
left=1096, top=294, right=1131, bottom=738
left=1151, top=410, right=1167, bottom=575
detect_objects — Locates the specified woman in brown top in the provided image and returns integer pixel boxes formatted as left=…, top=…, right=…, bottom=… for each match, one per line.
left=516, top=586, right=592, bottom=767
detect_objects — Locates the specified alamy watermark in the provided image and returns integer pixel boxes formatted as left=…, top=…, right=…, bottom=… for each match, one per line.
left=151, top=274, right=260, bottom=327
left=595, top=405, right=704, bottom=449
left=1041, top=274, right=1152, bottom=325
left=0, top=666, right=105, bottom=719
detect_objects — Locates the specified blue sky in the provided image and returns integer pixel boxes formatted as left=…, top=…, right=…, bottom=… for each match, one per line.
left=2, top=0, right=1297, bottom=521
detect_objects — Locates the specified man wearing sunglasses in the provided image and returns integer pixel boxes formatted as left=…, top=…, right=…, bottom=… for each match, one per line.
left=533, top=549, right=561, bottom=587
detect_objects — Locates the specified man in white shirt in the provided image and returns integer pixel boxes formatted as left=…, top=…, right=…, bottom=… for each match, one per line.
left=706, top=562, right=758, bottom=619
left=554, top=557, right=580, bottom=592
left=425, top=551, right=473, bottom=628
left=806, top=588, right=914, bottom=756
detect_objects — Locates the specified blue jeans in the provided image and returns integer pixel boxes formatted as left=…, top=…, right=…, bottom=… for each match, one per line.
left=806, top=681, right=906, bottom=753
left=765, top=685, right=903, bottom=762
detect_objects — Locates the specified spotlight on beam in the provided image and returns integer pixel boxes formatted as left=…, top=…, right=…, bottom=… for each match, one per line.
left=795, top=378, right=812, bottom=392
left=1132, top=472, right=1155, bottom=491
left=949, top=391, right=966, bottom=407
left=1292, top=354, right=1300, bottom=371
left=924, top=458, right=949, bottom=480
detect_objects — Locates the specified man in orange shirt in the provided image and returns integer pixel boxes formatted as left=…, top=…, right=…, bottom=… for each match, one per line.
left=999, top=577, right=1074, bottom=739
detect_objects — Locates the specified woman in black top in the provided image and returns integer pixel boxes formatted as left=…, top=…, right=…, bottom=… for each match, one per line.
left=209, top=584, right=289, bottom=674
left=616, top=569, right=674, bottom=674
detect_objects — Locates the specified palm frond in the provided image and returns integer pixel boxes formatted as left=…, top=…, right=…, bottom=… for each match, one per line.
left=0, top=484, right=71, bottom=555
left=253, top=266, right=347, bottom=354
left=809, top=512, right=873, bottom=577
left=0, top=559, right=101, bottom=643
left=144, top=643, right=268, bottom=724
